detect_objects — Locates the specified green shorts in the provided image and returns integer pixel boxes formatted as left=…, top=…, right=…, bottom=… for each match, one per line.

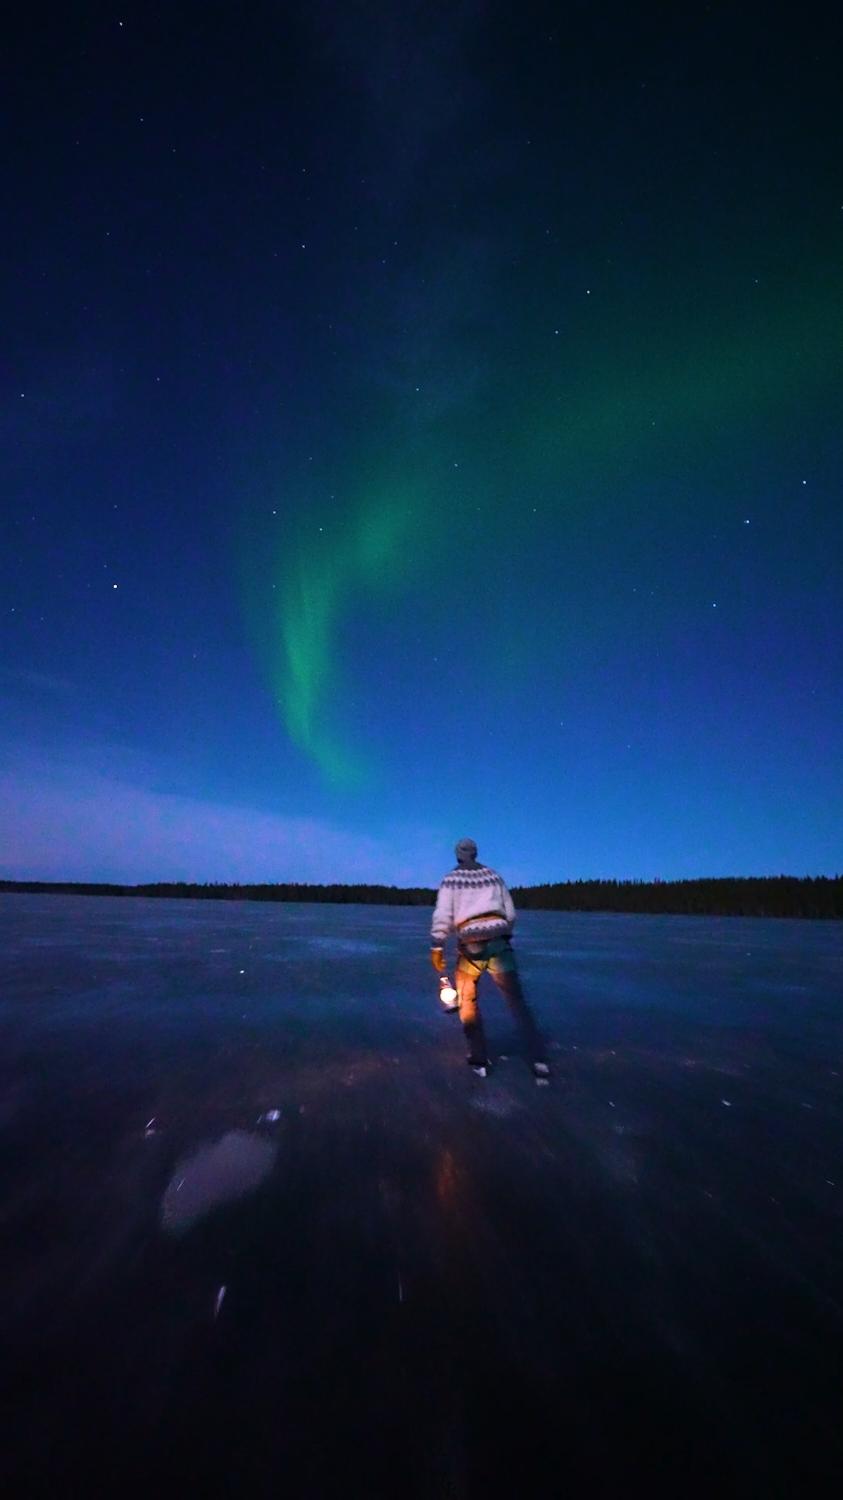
left=456, top=935, right=516, bottom=974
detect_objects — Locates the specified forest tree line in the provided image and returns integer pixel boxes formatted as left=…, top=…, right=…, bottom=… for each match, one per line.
left=1, top=875, right=840, bottom=918
left=510, top=875, right=842, bottom=919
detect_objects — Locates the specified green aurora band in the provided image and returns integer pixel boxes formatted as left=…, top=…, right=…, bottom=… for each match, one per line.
left=242, top=266, right=841, bottom=787
left=250, top=486, right=422, bottom=789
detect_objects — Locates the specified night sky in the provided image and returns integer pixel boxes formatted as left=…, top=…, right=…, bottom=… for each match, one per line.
left=3, top=2, right=841, bottom=887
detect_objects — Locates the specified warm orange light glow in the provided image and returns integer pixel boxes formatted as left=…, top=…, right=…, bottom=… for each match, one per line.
left=439, top=976, right=458, bottom=1009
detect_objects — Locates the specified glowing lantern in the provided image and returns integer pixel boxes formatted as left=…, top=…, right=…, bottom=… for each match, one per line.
left=439, top=975, right=458, bottom=1011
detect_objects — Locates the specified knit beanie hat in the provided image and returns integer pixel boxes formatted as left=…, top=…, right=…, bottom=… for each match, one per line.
left=455, top=837, right=478, bottom=866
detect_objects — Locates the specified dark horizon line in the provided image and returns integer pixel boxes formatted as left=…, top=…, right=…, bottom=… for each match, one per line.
left=1, top=874, right=841, bottom=923
left=0, top=875, right=840, bottom=889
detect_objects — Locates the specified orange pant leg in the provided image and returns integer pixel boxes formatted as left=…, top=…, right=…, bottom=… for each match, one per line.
left=456, top=965, right=478, bottom=1022
left=455, top=953, right=488, bottom=1063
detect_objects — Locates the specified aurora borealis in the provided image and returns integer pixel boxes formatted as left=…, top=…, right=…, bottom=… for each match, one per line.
left=2, top=1, right=841, bottom=885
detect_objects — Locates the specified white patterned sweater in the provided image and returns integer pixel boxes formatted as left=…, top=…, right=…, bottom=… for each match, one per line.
left=430, top=864, right=516, bottom=948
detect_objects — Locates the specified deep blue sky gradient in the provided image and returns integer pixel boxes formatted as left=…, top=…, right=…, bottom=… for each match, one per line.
left=2, top=2, right=841, bottom=885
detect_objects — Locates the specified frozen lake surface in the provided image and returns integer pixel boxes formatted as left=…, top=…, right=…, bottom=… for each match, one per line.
left=1, top=894, right=841, bottom=1494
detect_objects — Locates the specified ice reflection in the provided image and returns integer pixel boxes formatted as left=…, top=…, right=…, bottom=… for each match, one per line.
left=161, top=1129, right=277, bottom=1234
left=301, top=937, right=386, bottom=955
left=435, top=1147, right=459, bottom=1206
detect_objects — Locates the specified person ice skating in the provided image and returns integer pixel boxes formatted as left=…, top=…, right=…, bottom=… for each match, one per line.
left=430, top=839, right=549, bottom=1082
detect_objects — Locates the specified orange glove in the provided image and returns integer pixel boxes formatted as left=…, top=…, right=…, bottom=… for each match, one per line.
left=430, top=946, right=446, bottom=973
